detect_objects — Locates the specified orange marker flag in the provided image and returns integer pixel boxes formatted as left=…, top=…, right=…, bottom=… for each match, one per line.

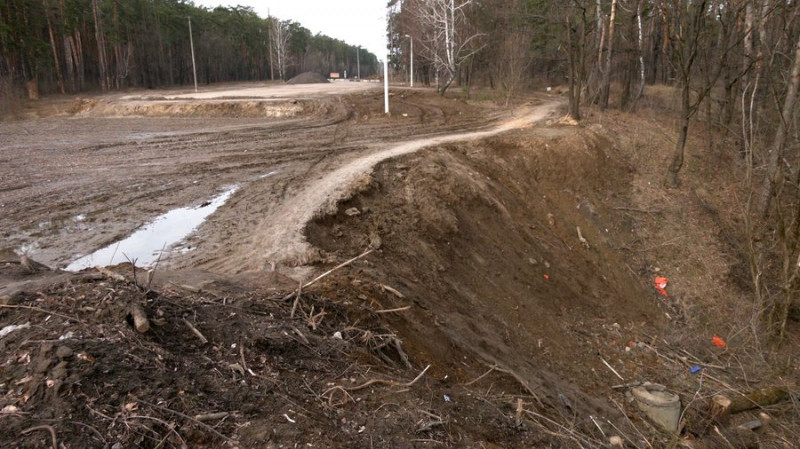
left=712, top=336, right=727, bottom=348
left=654, top=277, right=669, bottom=297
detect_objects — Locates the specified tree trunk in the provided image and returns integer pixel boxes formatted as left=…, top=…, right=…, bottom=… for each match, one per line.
left=92, top=0, right=108, bottom=91
left=632, top=0, right=646, bottom=108
left=760, top=28, right=800, bottom=216
left=665, top=83, right=691, bottom=188
left=565, top=13, right=582, bottom=120
left=599, top=0, right=617, bottom=110
left=43, top=0, right=65, bottom=94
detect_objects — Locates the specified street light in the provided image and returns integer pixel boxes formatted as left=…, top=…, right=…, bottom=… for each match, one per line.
left=403, top=34, right=414, bottom=87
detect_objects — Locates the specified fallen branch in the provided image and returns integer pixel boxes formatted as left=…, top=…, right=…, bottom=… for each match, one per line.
left=576, top=226, right=590, bottom=249
left=183, top=318, right=208, bottom=344
left=600, top=357, right=625, bottom=381
left=613, top=206, right=662, bottom=214
left=711, top=386, right=791, bottom=424
left=20, top=425, right=57, bottom=449
left=325, top=364, right=431, bottom=395
left=375, top=306, right=412, bottom=314
left=491, top=364, right=544, bottom=406
left=462, top=365, right=497, bottom=386
left=127, top=415, right=186, bottom=447
left=379, top=284, right=405, bottom=299
left=193, top=412, right=229, bottom=422
left=129, top=304, right=149, bottom=333
left=282, top=249, right=373, bottom=301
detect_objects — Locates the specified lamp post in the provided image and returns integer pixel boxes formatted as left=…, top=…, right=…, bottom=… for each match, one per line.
left=403, top=34, right=413, bottom=87
left=188, top=17, right=198, bottom=93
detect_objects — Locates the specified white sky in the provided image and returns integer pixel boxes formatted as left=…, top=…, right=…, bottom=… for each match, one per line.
left=192, top=0, right=388, bottom=60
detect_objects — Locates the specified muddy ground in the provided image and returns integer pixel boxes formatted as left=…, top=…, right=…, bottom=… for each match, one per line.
left=1, top=83, right=798, bottom=448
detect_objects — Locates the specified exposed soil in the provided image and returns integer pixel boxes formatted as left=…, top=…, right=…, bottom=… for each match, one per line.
left=287, top=72, right=330, bottom=84
left=1, top=83, right=798, bottom=448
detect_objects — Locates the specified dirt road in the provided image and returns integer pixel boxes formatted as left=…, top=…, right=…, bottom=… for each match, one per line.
left=0, top=83, right=555, bottom=274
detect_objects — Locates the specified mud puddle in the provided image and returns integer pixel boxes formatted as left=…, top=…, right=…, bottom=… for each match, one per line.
left=65, top=186, right=238, bottom=271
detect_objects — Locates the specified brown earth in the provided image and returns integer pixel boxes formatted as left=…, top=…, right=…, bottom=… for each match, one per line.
left=287, top=72, right=330, bottom=84
left=1, top=83, right=798, bottom=448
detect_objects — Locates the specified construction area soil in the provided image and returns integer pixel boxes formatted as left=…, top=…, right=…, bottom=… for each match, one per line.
left=1, top=82, right=798, bottom=448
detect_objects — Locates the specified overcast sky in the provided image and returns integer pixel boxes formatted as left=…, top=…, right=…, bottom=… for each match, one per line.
left=192, top=0, right=388, bottom=60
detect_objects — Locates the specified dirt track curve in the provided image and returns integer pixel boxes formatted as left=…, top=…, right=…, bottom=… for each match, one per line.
left=183, top=100, right=561, bottom=274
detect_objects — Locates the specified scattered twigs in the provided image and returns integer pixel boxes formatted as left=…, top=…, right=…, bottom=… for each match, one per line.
left=306, top=306, right=326, bottom=331
left=374, top=305, right=412, bottom=314
left=183, top=318, right=208, bottom=344
left=133, top=398, right=233, bottom=442
left=127, top=415, right=186, bottom=447
left=145, top=242, right=167, bottom=292
left=290, top=281, right=303, bottom=318
left=490, top=364, right=544, bottom=406
left=290, top=325, right=310, bottom=345
left=64, top=421, right=106, bottom=445
left=282, top=249, right=373, bottom=301
left=322, top=385, right=355, bottom=407
left=416, top=410, right=445, bottom=433
left=20, top=425, right=57, bottom=449
left=0, top=304, right=88, bottom=327
left=609, top=399, right=652, bottom=448
left=600, top=357, right=625, bottom=381
left=523, top=409, right=596, bottom=447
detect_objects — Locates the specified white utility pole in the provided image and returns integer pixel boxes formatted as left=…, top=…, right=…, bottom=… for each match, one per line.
left=188, top=17, right=198, bottom=93
left=357, top=46, right=360, bottom=80
left=383, top=56, right=389, bottom=114
left=404, top=35, right=413, bottom=87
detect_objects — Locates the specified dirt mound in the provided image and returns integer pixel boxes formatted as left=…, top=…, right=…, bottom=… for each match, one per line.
left=286, top=72, right=330, bottom=85
left=308, top=125, right=660, bottom=417
left=305, top=123, right=800, bottom=446
left=0, top=260, right=614, bottom=448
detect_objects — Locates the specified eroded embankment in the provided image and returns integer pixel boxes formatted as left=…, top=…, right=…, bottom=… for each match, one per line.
left=307, top=124, right=664, bottom=420
left=70, top=97, right=312, bottom=118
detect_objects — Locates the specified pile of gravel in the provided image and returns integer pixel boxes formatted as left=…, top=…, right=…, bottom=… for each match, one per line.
left=286, top=72, right=330, bottom=84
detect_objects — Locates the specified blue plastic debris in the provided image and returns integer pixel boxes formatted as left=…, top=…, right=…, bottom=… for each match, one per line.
left=690, top=365, right=702, bottom=374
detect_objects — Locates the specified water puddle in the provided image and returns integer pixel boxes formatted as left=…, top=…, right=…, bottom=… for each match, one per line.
left=65, top=186, right=238, bottom=271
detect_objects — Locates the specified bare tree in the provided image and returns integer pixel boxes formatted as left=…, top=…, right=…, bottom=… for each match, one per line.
left=412, top=0, right=485, bottom=95
left=564, top=1, right=592, bottom=120
left=759, top=18, right=800, bottom=216
left=269, top=18, right=291, bottom=81
left=598, top=0, right=617, bottom=109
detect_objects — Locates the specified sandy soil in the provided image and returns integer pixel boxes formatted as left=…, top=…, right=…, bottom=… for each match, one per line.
left=1, top=83, right=798, bottom=448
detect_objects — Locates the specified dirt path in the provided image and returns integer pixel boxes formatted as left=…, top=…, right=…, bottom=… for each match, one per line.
left=180, top=100, right=561, bottom=274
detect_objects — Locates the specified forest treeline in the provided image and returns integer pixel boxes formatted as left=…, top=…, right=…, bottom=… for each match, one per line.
left=389, top=0, right=799, bottom=339
left=0, top=0, right=379, bottom=96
